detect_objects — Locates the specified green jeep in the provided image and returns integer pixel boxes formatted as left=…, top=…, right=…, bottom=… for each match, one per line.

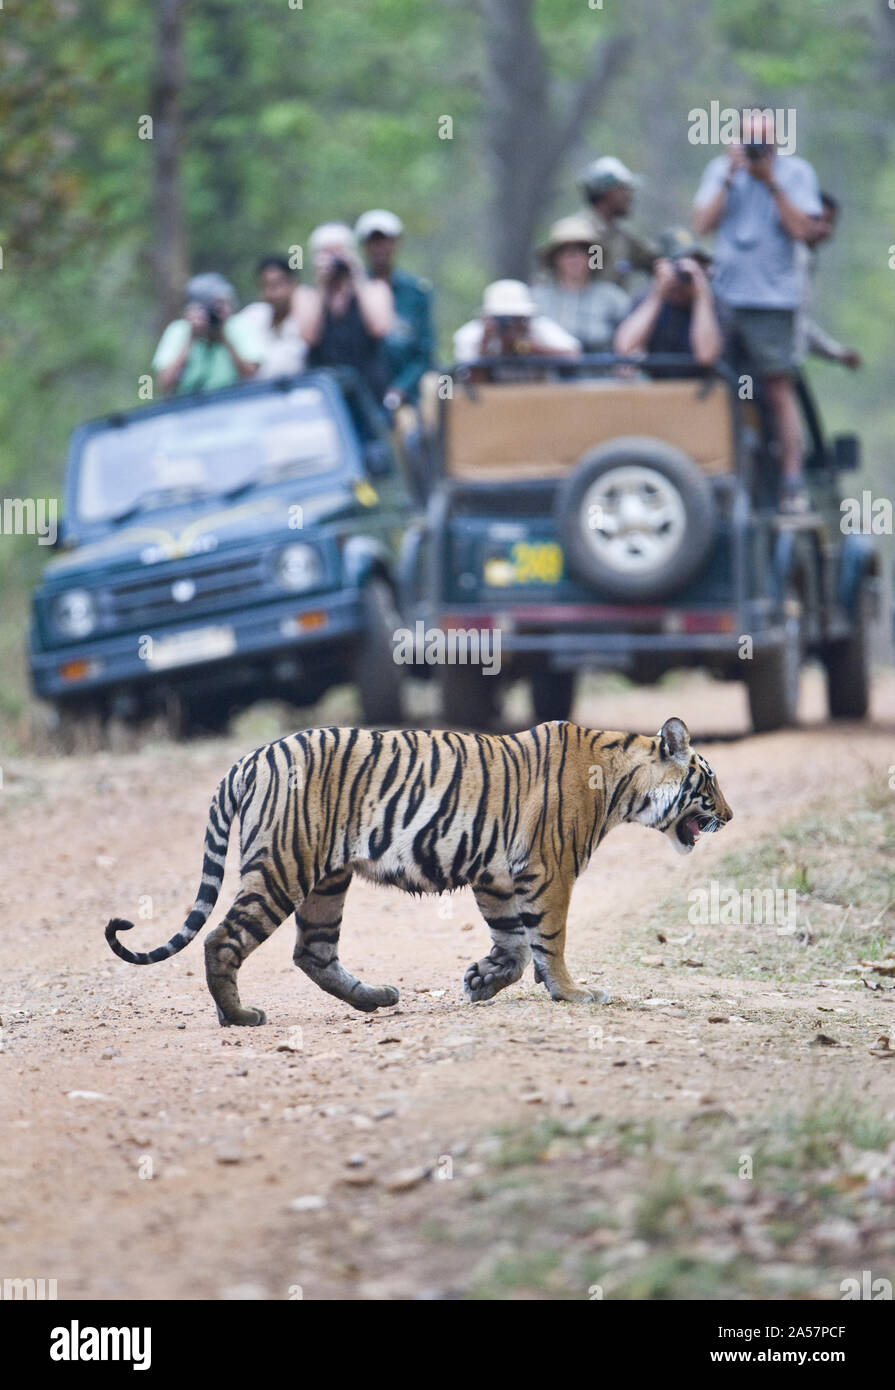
left=29, top=369, right=414, bottom=738
left=399, top=354, right=878, bottom=732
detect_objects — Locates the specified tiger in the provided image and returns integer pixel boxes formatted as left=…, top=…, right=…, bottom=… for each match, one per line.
left=105, top=715, right=732, bottom=1025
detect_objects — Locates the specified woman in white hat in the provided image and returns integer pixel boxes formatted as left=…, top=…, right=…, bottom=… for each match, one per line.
left=453, top=279, right=580, bottom=378
left=532, top=216, right=631, bottom=353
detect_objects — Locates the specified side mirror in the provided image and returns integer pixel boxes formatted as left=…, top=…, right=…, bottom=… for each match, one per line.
left=832, top=434, right=860, bottom=472
left=364, top=439, right=394, bottom=478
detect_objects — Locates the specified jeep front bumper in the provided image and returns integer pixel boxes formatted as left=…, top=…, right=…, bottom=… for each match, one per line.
left=29, top=590, right=365, bottom=702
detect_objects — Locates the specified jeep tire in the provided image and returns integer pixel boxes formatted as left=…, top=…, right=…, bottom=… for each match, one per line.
left=823, top=580, right=872, bottom=720
left=355, top=578, right=405, bottom=726
left=438, top=665, right=500, bottom=730
left=746, top=593, right=803, bottom=733
left=531, top=671, right=575, bottom=723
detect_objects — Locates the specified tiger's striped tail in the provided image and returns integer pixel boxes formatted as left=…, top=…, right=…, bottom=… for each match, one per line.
left=105, top=768, right=240, bottom=965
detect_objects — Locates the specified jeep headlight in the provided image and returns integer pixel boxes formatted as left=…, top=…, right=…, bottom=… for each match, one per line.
left=52, top=588, right=97, bottom=639
left=275, top=543, right=322, bottom=592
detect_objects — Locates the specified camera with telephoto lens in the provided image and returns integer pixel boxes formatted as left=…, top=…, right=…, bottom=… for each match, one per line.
left=187, top=295, right=222, bottom=332
left=743, top=139, right=767, bottom=162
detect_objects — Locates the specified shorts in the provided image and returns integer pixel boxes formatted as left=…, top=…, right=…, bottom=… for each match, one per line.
left=727, top=307, right=798, bottom=376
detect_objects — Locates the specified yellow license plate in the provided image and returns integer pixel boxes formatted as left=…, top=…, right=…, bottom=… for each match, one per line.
left=507, top=541, right=564, bottom=584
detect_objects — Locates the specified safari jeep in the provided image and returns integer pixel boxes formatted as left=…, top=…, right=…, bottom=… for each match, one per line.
left=29, top=369, right=413, bottom=739
left=399, top=355, right=878, bottom=732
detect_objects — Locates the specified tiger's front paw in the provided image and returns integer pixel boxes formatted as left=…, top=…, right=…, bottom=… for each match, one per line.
left=463, top=954, right=521, bottom=1002
left=217, top=1005, right=267, bottom=1027
left=549, top=985, right=611, bottom=1005
left=348, top=984, right=400, bottom=1013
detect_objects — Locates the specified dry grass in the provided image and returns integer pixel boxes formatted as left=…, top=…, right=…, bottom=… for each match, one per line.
left=422, top=1098, right=895, bottom=1300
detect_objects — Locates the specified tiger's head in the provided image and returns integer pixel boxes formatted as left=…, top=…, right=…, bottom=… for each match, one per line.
left=634, top=716, right=733, bottom=855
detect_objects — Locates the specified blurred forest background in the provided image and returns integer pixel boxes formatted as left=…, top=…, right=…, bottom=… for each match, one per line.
left=1, top=0, right=894, bottom=728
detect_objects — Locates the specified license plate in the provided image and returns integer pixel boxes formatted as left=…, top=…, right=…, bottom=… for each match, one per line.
left=146, top=624, right=237, bottom=671
left=508, top=541, right=564, bottom=584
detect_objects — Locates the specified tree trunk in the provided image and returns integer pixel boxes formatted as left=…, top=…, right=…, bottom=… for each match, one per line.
left=152, top=0, right=189, bottom=332
left=480, top=0, right=634, bottom=279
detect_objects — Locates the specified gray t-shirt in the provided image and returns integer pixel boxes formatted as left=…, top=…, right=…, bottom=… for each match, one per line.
left=531, top=279, right=631, bottom=352
left=693, top=155, right=822, bottom=309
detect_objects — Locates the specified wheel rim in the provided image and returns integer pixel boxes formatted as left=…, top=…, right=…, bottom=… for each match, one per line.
left=579, top=465, right=687, bottom=574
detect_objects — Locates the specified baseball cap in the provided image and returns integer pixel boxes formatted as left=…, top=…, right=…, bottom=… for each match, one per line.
left=185, top=272, right=237, bottom=308
left=657, top=227, right=713, bottom=263
left=579, top=156, right=642, bottom=198
left=481, top=279, right=537, bottom=318
left=354, top=209, right=405, bottom=242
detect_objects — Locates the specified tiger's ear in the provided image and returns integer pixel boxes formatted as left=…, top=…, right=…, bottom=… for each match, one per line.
left=658, top=716, right=691, bottom=762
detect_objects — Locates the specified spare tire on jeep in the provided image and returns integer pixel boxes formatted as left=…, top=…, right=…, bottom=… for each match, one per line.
left=555, top=437, right=718, bottom=602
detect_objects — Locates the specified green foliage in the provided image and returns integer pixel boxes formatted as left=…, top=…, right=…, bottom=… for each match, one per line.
left=0, top=0, right=893, bottom=707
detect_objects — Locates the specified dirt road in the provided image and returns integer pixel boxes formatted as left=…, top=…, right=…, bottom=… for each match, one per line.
left=2, top=669, right=894, bottom=1300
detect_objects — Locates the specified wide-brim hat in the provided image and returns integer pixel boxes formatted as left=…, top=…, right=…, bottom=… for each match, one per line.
left=538, top=215, right=596, bottom=262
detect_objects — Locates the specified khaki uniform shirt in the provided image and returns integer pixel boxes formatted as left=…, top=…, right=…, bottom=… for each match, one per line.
left=584, top=210, right=657, bottom=288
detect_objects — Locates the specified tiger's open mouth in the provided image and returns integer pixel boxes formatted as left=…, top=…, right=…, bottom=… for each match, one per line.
left=675, top=813, right=714, bottom=849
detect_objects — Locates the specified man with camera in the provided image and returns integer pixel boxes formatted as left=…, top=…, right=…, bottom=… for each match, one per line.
left=234, top=256, right=308, bottom=379
left=296, top=223, right=393, bottom=404
left=354, top=209, right=434, bottom=412
left=613, top=228, right=723, bottom=374
left=152, top=273, right=263, bottom=396
left=693, top=111, right=823, bottom=513
left=452, top=279, right=580, bottom=381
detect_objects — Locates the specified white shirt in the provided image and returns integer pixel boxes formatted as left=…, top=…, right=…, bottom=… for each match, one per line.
left=453, top=315, right=580, bottom=363
left=235, top=301, right=307, bottom=378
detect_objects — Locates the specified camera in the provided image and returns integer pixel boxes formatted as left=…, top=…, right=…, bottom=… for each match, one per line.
left=744, top=140, right=767, bottom=162
left=187, top=296, right=223, bottom=333
left=329, top=256, right=351, bottom=279
left=675, top=266, right=693, bottom=286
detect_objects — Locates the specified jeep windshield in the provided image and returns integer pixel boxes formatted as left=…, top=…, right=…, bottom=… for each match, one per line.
left=76, top=384, right=343, bottom=526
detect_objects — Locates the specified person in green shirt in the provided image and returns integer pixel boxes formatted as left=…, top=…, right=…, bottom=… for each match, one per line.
left=355, top=209, right=434, bottom=409
left=152, top=273, right=263, bottom=396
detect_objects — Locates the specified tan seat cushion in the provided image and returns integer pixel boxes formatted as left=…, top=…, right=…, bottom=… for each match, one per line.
left=447, top=377, right=733, bottom=479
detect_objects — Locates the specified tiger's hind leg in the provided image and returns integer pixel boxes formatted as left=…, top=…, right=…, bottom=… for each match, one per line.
left=463, top=881, right=530, bottom=1002
left=293, top=870, right=399, bottom=1013
left=205, top=887, right=289, bottom=1026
